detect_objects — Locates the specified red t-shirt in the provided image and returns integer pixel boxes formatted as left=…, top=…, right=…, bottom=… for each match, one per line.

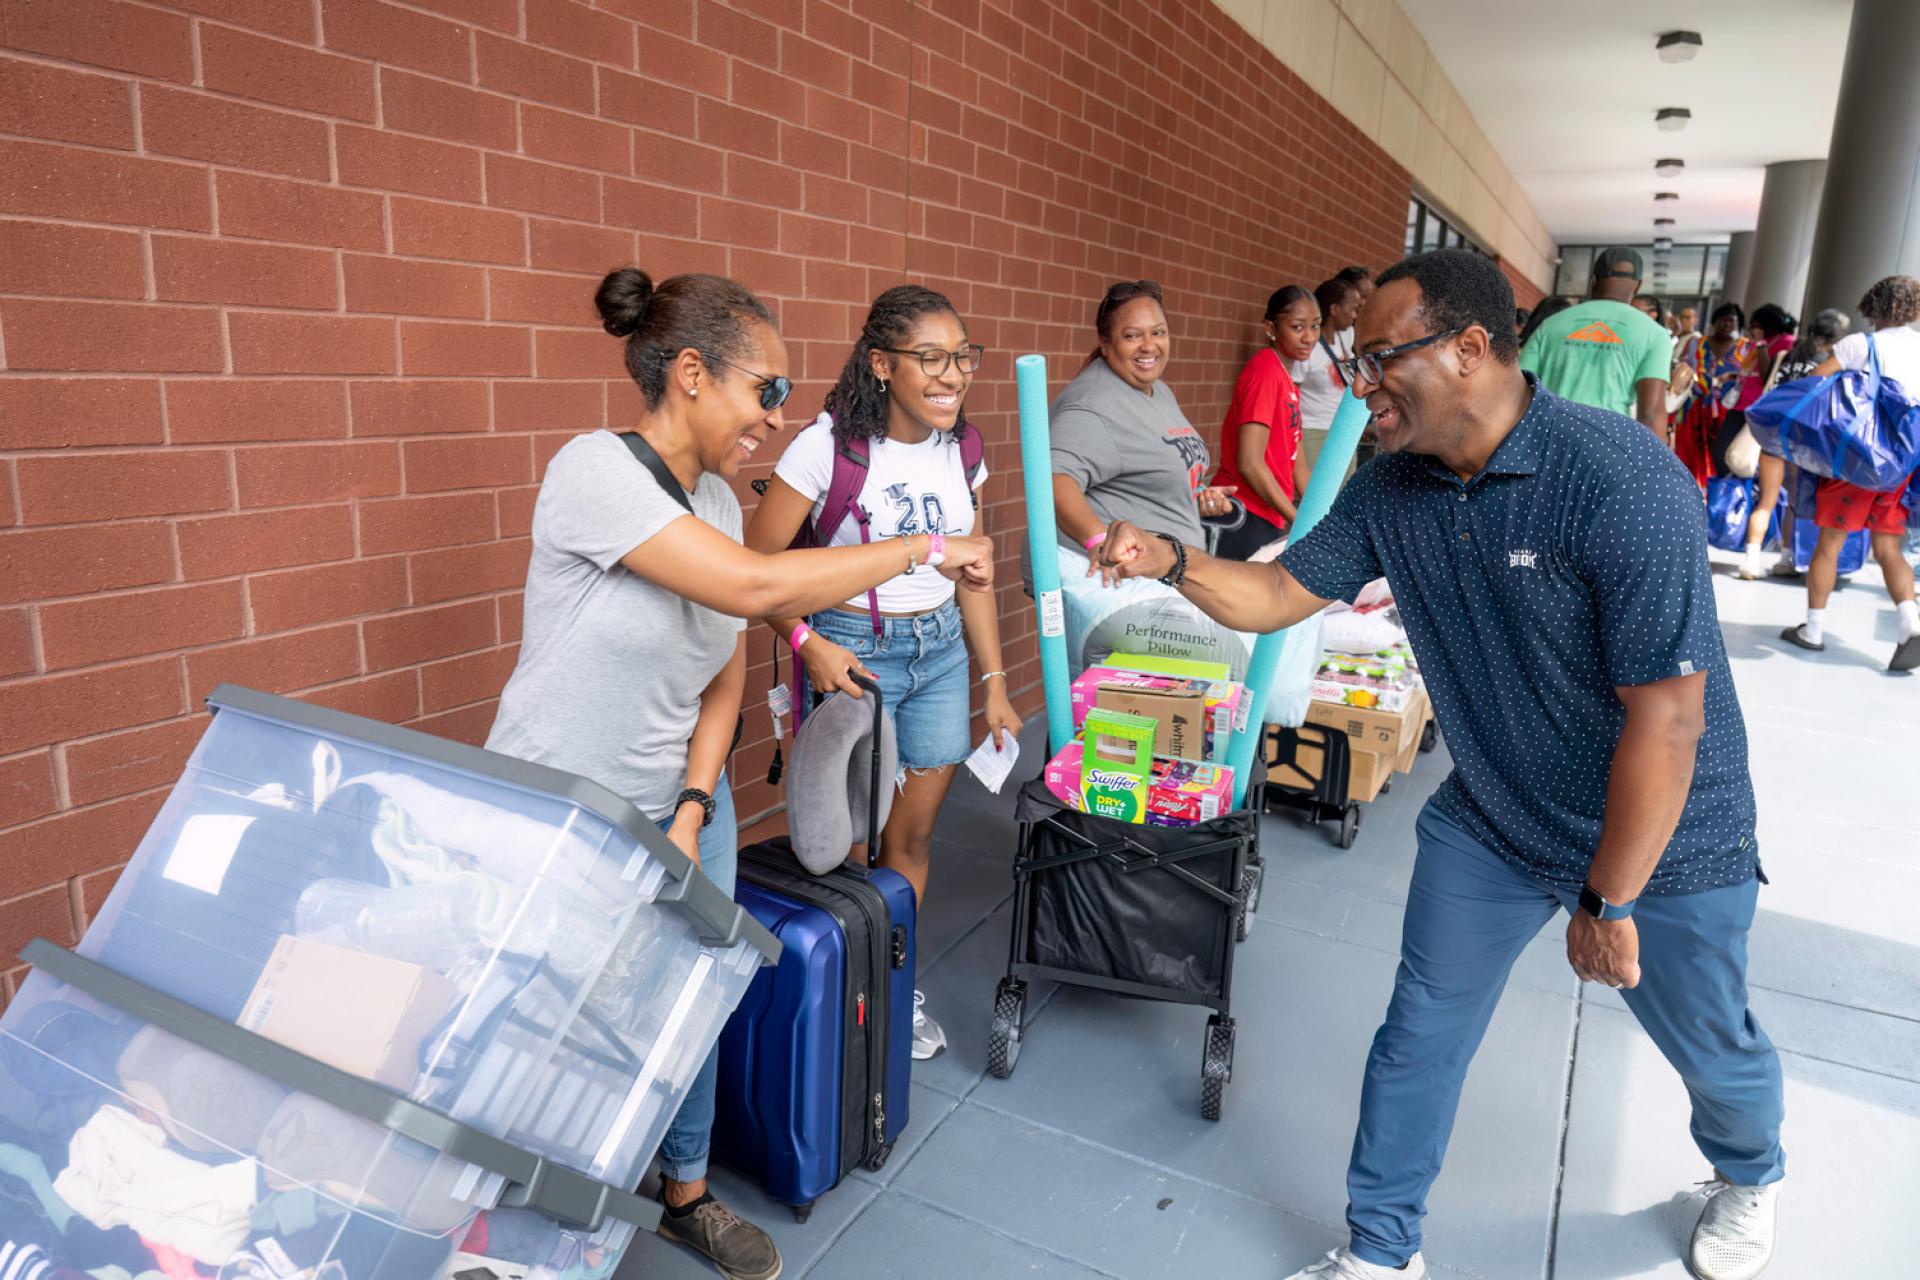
left=1210, top=347, right=1302, bottom=530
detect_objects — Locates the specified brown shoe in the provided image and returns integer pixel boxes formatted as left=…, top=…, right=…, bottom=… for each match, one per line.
left=656, top=1194, right=783, bottom=1280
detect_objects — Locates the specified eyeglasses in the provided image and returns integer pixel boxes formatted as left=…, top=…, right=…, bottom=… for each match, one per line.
left=1335, top=328, right=1463, bottom=389
left=877, top=344, right=987, bottom=377
left=705, top=354, right=792, bottom=411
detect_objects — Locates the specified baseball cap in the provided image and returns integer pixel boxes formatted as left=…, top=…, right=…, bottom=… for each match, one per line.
left=1593, top=246, right=1645, bottom=281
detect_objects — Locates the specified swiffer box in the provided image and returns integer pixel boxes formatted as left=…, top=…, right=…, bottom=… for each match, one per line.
left=1043, top=742, right=1237, bottom=827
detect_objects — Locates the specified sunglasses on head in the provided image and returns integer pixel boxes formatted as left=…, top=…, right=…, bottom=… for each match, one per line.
left=705, top=354, right=792, bottom=411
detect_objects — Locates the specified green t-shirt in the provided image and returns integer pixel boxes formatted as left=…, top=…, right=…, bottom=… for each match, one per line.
left=1519, top=300, right=1672, bottom=419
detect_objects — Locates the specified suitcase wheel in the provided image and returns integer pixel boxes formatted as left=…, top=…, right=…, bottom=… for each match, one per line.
left=987, top=978, right=1026, bottom=1079
left=793, top=1201, right=815, bottom=1225
left=1201, top=1015, right=1234, bottom=1122
left=1235, top=863, right=1263, bottom=943
left=1338, top=803, right=1361, bottom=850
left=865, top=1140, right=893, bottom=1173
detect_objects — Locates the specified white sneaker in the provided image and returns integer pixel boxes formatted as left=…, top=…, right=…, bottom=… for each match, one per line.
left=910, top=990, right=946, bottom=1060
left=1282, top=1247, right=1426, bottom=1280
left=1689, top=1178, right=1779, bottom=1280
left=1734, top=553, right=1765, bottom=580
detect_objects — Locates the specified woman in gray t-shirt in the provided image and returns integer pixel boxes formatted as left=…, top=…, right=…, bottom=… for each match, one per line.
left=1049, top=279, right=1237, bottom=559
left=486, top=268, right=994, bottom=1278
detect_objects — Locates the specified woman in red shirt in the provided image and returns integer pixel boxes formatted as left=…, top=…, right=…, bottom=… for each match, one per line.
left=1209, top=285, right=1315, bottom=559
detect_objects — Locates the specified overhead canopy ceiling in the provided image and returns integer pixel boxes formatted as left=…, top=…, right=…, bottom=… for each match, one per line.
left=1401, top=0, right=1853, bottom=247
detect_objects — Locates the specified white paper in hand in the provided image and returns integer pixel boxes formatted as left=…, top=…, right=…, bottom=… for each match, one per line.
left=965, top=733, right=1019, bottom=795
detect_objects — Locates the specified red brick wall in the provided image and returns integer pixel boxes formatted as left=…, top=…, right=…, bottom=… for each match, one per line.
left=0, top=0, right=1410, bottom=990
left=1501, top=256, right=1548, bottom=310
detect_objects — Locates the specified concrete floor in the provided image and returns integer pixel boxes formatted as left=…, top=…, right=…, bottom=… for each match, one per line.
left=617, top=552, right=1920, bottom=1279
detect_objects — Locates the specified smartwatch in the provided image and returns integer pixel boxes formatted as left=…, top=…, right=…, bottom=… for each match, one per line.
left=1578, top=882, right=1636, bottom=921
left=676, top=787, right=716, bottom=829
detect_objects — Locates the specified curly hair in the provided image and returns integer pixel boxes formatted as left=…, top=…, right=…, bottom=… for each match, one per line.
left=822, top=285, right=970, bottom=444
left=1859, top=275, right=1920, bottom=328
left=594, top=267, right=772, bottom=409
left=1375, top=248, right=1519, bottom=364
left=1749, top=303, right=1797, bottom=338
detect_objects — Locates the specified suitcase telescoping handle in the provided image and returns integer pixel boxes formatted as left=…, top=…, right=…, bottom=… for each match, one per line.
left=850, top=670, right=883, bottom=870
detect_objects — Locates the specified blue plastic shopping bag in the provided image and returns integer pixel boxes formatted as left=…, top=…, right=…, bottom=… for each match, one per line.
left=1747, top=333, right=1920, bottom=488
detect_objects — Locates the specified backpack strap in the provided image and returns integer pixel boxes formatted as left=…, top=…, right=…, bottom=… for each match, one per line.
left=959, top=427, right=985, bottom=510
left=816, top=434, right=882, bottom=636
left=617, top=432, right=692, bottom=513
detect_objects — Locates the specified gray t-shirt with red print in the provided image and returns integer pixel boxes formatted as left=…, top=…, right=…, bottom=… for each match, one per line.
left=1049, top=356, right=1208, bottom=552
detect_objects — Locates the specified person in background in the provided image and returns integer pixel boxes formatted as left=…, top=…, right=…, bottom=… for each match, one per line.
left=1518, top=247, right=1670, bottom=435
left=1095, top=248, right=1782, bottom=1280
left=1678, top=305, right=1701, bottom=339
left=1631, top=293, right=1662, bottom=324
left=489, top=267, right=996, bottom=1280
left=1673, top=304, right=1756, bottom=485
left=1210, top=285, right=1314, bottom=558
left=1291, top=276, right=1363, bottom=483
left=1517, top=295, right=1574, bottom=349
left=1049, top=279, right=1237, bottom=562
left=1780, top=275, right=1920, bottom=670
left=746, top=285, right=1021, bottom=1060
left=1336, top=264, right=1376, bottom=324
left=1514, top=307, right=1531, bottom=338
left=1732, top=304, right=1800, bottom=579
left=1747, top=309, right=1850, bottom=580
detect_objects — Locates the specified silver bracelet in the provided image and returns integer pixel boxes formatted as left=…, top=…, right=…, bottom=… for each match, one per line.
left=979, top=670, right=1007, bottom=685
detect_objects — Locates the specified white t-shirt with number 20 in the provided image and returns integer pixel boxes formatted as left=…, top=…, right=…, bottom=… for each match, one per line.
left=773, top=411, right=989, bottom=615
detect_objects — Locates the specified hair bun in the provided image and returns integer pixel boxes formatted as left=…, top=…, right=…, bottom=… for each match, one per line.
left=595, top=267, right=654, bottom=338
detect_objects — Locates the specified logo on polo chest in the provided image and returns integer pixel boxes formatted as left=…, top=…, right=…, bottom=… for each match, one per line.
left=1508, top=549, right=1539, bottom=569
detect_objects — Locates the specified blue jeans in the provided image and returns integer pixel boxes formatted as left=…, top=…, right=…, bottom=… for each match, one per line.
left=655, top=775, right=736, bottom=1185
left=811, top=600, right=971, bottom=770
left=1347, top=804, right=1785, bottom=1267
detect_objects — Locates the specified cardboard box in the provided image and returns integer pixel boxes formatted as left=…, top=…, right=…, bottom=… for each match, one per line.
left=1309, top=678, right=1420, bottom=713
left=1271, top=724, right=1391, bottom=804
left=1074, top=708, right=1157, bottom=823
left=1106, top=652, right=1232, bottom=684
left=1044, top=740, right=1236, bottom=826
left=1072, top=665, right=1248, bottom=760
left=1305, top=693, right=1427, bottom=759
left=239, top=935, right=460, bottom=1088
left=1092, top=679, right=1209, bottom=761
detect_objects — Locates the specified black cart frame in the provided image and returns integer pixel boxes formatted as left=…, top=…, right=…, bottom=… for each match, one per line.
left=986, top=764, right=1265, bottom=1121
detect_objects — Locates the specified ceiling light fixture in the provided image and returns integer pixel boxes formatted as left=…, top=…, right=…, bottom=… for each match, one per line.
left=1654, top=238, right=1674, bottom=251
left=1655, top=217, right=1676, bottom=227
left=1655, top=158, right=1686, bottom=178
left=1656, top=108, right=1692, bottom=132
left=1657, top=31, right=1703, bottom=63
left=1655, top=192, right=1680, bottom=203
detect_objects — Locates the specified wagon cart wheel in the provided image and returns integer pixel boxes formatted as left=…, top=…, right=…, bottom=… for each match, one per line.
left=1200, top=1015, right=1235, bottom=1121
left=1235, top=862, right=1264, bottom=942
left=1420, top=719, right=1439, bottom=752
left=1338, top=803, right=1361, bottom=849
left=987, top=978, right=1027, bottom=1079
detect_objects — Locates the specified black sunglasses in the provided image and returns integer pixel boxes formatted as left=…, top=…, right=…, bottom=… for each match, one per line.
left=1336, top=328, right=1463, bottom=389
left=876, top=344, right=987, bottom=377
left=706, top=354, right=792, bottom=411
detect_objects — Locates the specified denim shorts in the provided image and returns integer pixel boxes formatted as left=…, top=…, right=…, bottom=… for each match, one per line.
left=811, top=600, right=971, bottom=770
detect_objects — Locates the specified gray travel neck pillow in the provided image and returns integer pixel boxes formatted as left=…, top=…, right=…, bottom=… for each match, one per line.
left=788, top=691, right=898, bottom=875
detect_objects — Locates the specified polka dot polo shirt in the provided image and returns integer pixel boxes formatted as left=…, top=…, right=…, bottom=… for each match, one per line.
left=1280, top=376, right=1759, bottom=895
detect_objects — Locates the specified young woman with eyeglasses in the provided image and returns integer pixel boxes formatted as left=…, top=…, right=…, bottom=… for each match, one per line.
left=745, top=284, right=1019, bottom=1063
left=486, top=268, right=994, bottom=1279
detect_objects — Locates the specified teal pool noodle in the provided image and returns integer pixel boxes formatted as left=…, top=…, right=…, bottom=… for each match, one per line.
left=1016, top=354, right=1075, bottom=755
left=1224, top=388, right=1370, bottom=807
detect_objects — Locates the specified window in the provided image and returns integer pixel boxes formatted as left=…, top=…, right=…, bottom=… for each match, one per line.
left=1405, top=195, right=1484, bottom=258
left=1554, top=242, right=1729, bottom=301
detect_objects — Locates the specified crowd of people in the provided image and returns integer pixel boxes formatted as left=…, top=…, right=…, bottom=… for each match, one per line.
left=470, top=241, right=1890, bottom=1280
left=1517, top=250, right=1920, bottom=671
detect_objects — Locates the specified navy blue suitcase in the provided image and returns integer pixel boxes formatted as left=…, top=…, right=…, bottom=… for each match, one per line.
left=711, top=676, right=915, bottom=1222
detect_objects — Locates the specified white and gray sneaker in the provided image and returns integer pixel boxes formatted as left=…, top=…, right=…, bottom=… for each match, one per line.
left=910, top=990, right=947, bottom=1060
left=1282, top=1248, right=1426, bottom=1280
left=1689, top=1177, right=1779, bottom=1280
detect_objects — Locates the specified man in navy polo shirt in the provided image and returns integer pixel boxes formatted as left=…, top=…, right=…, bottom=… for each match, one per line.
left=1095, top=250, right=1783, bottom=1280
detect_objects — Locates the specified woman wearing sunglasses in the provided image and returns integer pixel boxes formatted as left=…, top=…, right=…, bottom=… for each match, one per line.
left=487, top=268, right=995, bottom=1280
left=746, top=284, right=1019, bottom=1063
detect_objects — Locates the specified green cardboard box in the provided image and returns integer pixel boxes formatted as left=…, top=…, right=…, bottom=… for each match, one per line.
left=1078, top=708, right=1156, bottom=823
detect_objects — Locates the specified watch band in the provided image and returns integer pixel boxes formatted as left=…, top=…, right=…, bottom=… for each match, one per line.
left=676, top=787, right=716, bottom=829
left=1578, top=882, right=1636, bottom=921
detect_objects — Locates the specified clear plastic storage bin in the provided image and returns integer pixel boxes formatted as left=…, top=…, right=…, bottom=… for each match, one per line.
left=0, top=685, right=778, bottom=1279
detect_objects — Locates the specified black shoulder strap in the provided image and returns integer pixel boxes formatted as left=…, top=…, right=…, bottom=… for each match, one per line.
left=618, top=431, right=693, bottom=514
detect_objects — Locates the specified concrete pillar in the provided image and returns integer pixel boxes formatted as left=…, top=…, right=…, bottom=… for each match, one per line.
left=1802, top=0, right=1920, bottom=323
left=1743, top=160, right=1824, bottom=316
left=1722, top=231, right=1755, bottom=312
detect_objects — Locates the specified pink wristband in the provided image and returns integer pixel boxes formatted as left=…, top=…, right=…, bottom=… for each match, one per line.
left=788, top=623, right=811, bottom=650
left=1083, top=530, right=1109, bottom=551
left=926, top=532, right=946, bottom=567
